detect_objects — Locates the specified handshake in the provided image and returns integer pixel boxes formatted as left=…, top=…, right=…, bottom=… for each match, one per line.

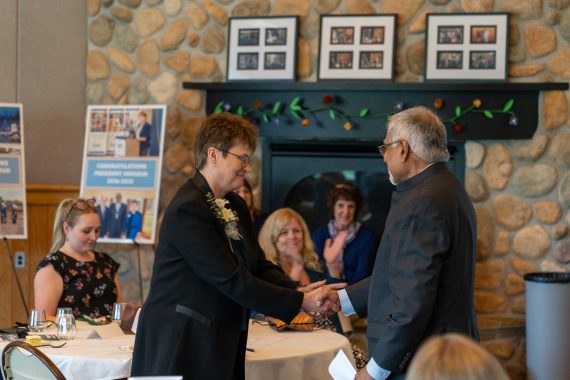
left=299, top=280, right=346, bottom=318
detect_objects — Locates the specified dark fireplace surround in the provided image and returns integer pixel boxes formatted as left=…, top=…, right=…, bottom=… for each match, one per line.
left=184, top=82, right=566, bottom=231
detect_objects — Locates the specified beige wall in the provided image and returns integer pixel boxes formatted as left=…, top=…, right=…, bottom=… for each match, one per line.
left=0, top=0, right=86, bottom=184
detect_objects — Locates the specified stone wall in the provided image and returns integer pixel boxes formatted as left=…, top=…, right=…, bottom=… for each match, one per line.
left=86, top=0, right=569, bottom=377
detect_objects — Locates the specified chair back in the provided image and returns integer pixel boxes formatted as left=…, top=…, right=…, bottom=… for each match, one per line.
left=2, top=340, right=66, bottom=380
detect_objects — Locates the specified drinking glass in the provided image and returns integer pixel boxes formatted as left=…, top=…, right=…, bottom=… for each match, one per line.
left=56, top=314, right=76, bottom=340
left=112, top=302, right=126, bottom=324
left=28, top=309, right=49, bottom=333
left=56, top=307, right=73, bottom=319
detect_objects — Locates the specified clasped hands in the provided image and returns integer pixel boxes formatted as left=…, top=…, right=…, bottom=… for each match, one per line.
left=299, top=280, right=346, bottom=318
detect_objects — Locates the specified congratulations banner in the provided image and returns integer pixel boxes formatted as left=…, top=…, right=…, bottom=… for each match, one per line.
left=0, top=103, right=27, bottom=239
left=80, top=105, right=166, bottom=244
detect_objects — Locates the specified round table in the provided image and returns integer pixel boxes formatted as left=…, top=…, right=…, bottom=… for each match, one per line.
left=245, top=320, right=355, bottom=380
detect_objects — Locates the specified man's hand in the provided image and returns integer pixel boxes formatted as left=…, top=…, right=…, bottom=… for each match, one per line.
left=300, top=282, right=346, bottom=318
left=354, top=368, right=374, bottom=380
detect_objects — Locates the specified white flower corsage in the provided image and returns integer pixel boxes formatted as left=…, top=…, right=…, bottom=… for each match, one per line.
left=206, top=192, right=242, bottom=241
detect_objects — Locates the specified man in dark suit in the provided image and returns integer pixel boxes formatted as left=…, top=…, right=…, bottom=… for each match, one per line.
left=96, top=195, right=109, bottom=238
left=338, top=107, right=478, bottom=379
left=106, top=192, right=126, bottom=238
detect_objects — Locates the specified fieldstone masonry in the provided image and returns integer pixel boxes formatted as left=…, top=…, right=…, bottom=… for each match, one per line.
left=87, top=0, right=570, bottom=377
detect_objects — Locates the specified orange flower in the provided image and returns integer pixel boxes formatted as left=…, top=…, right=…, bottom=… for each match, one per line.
left=433, top=98, right=443, bottom=109
left=473, top=99, right=482, bottom=108
left=252, top=100, right=263, bottom=109
left=302, top=119, right=310, bottom=127
left=343, top=122, right=352, bottom=131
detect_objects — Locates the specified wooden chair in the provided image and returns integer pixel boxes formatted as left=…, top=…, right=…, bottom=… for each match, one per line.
left=2, top=340, right=66, bottom=380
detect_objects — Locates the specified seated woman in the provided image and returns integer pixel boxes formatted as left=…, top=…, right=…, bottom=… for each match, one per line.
left=34, top=198, right=122, bottom=319
left=406, top=333, right=509, bottom=380
left=234, top=179, right=268, bottom=235
left=312, top=182, right=377, bottom=284
left=259, top=208, right=328, bottom=286
left=258, top=207, right=367, bottom=369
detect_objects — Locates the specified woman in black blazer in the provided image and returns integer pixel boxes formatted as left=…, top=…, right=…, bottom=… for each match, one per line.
left=131, top=113, right=340, bottom=380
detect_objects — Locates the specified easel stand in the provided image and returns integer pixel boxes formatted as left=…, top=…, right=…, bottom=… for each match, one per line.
left=3, top=237, right=30, bottom=319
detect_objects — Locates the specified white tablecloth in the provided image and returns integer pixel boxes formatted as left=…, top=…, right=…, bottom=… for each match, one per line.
left=245, top=320, right=355, bottom=380
left=1, top=322, right=135, bottom=380
left=2, top=320, right=354, bottom=380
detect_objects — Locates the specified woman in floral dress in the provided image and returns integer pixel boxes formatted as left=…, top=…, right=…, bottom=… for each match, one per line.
left=34, top=198, right=122, bottom=319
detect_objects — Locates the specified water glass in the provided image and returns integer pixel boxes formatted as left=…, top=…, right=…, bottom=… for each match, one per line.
left=112, top=302, right=126, bottom=324
left=28, top=309, right=48, bottom=333
left=56, top=314, right=76, bottom=340
left=56, top=307, right=73, bottom=319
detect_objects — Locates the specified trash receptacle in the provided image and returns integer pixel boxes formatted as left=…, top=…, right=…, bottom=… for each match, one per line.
left=525, top=272, right=570, bottom=380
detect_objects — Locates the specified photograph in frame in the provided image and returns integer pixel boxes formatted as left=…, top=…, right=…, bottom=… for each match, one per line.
left=318, top=14, right=396, bottom=80
left=227, top=16, right=298, bottom=81
left=437, top=26, right=464, bottom=44
left=360, top=27, right=385, bottom=44
left=238, top=29, right=260, bottom=46
left=425, top=13, right=509, bottom=81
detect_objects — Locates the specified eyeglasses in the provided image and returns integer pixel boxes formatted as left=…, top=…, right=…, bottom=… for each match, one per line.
left=377, top=140, right=401, bottom=157
left=65, top=198, right=96, bottom=220
left=216, top=148, right=253, bottom=167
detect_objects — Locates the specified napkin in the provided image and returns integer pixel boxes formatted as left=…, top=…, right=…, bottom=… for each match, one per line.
left=85, top=322, right=124, bottom=339
left=329, top=349, right=357, bottom=380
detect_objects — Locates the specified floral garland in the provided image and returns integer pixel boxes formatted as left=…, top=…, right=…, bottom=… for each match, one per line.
left=206, top=192, right=242, bottom=241
left=213, top=95, right=518, bottom=134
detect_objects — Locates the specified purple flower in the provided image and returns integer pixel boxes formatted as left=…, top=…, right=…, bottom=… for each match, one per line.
left=508, top=116, right=518, bottom=126
left=394, top=102, right=405, bottom=111
left=223, top=101, right=231, bottom=111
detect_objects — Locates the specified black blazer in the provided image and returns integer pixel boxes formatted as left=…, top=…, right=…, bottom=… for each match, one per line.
left=132, top=172, right=303, bottom=379
left=347, top=163, right=479, bottom=374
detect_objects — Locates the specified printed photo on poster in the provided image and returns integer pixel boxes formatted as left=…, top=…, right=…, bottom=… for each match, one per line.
left=81, top=105, right=166, bottom=244
left=0, top=103, right=27, bottom=239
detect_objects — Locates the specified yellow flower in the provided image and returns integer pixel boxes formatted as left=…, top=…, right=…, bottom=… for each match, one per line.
left=343, top=122, right=352, bottom=131
left=473, top=99, right=482, bottom=108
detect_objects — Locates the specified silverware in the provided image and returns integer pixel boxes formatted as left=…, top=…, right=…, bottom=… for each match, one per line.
left=36, top=342, right=68, bottom=348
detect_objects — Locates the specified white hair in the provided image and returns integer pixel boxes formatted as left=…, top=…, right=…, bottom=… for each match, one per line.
left=386, top=106, right=450, bottom=163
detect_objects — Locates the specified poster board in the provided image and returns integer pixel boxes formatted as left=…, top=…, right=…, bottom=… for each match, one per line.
left=0, top=104, right=27, bottom=239
left=80, top=105, right=166, bottom=244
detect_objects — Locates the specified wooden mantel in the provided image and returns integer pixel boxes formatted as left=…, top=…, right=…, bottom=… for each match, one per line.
left=183, top=81, right=568, bottom=141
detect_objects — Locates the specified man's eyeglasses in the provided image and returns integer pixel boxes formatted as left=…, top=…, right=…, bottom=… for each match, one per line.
left=216, top=148, right=253, bottom=167
left=65, top=198, right=96, bottom=220
left=377, top=140, right=401, bottom=157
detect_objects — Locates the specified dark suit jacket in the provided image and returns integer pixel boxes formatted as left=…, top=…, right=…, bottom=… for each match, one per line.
left=96, top=205, right=108, bottom=237
left=107, top=202, right=126, bottom=238
left=138, top=122, right=151, bottom=156
left=347, top=162, right=478, bottom=374
left=131, top=172, right=303, bottom=379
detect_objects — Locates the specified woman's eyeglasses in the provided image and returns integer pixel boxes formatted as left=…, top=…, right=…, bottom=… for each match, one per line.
left=216, top=148, right=253, bottom=167
left=65, top=198, right=96, bottom=220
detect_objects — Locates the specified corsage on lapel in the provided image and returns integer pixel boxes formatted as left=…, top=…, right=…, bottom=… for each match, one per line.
left=206, top=192, right=242, bottom=241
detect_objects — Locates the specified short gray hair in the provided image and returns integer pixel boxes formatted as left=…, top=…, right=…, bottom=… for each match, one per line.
left=386, top=106, right=450, bottom=163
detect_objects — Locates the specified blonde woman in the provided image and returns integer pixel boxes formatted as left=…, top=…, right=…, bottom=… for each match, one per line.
left=34, top=198, right=122, bottom=319
left=406, top=333, right=510, bottom=380
left=259, top=208, right=324, bottom=286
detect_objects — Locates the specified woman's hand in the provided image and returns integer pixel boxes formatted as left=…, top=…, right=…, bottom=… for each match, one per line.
left=323, top=230, right=348, bottom=265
